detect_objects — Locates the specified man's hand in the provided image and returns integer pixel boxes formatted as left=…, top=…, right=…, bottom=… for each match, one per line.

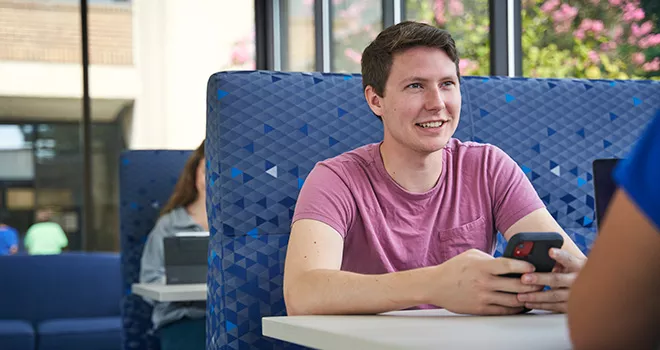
left=517, top=248, right=587, bottom=313
left=431, top=249, right=544, bottom=315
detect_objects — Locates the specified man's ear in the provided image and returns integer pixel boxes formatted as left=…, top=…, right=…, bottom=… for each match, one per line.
left=364, top=85, right=384, bottom=118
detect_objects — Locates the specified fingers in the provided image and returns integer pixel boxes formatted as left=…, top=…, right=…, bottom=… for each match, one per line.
left=490, top=275, right=545, bottom=294
left=485, top=292, right=527, bottom=308
left=517, top=288, right=570, bottom=304
left=488, top=257, right=536, bottom=275
left=522, top=271, right=577, bottom=288
left=549, top=248, right=585, bottom=272
left=523, top=302, right=567, bottom=313
left=479, top=305, right=526, bottom=316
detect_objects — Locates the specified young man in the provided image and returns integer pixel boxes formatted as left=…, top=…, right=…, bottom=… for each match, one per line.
left=568, top=112, right=660, bottom=350
left=284, top=21, right=586, bottom=316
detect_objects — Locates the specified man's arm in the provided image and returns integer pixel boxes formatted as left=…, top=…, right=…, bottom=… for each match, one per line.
left=503, top=207, right=585, bottom=259
left=283, top=219, right=429, bottom=315
left=283, top=219, right=539, bottom=316
left=568, top=189, right=660, bottom=350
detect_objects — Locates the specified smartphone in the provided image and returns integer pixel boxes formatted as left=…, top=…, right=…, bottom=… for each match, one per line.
left=501, top=232, right=564, bottom=278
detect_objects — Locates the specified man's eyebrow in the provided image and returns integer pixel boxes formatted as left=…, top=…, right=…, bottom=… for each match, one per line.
left=400, top=75, right=458, bottom=84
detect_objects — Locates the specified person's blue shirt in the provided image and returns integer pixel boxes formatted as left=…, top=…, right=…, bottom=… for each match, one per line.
left=613, top=111, right=660, bottom=229
left=0, top=225, right=19, bottom=255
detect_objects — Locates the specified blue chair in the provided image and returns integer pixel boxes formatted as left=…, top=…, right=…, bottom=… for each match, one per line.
left=119, top=150, right=193, bottom=350
left=205, top=71, right=660, bottom=349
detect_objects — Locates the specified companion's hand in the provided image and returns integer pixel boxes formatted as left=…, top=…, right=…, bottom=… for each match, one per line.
left=430, top=249, right=543, bottom=316
left=517, top=248, right=587, bottom=313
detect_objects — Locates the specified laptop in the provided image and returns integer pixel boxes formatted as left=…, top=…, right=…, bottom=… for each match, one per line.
left=164, top=232, right=209, bottom=284
left=592, top=158, right=620, bottom=231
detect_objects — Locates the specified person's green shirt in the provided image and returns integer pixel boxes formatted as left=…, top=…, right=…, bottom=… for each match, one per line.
left=24, top=222, right=68, bottom=255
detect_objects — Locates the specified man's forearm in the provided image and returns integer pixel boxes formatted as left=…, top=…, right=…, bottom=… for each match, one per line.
left=284, top=267, right=434, bottom=316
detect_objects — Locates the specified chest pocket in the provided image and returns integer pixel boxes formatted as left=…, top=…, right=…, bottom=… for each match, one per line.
left=431, top=215, right=490, bottom=264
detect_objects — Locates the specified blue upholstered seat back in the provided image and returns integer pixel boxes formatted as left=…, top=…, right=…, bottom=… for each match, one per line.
left=464, top=77, right=659, bottom=253
left=205, top=71, right=659, bottom=349
left=119, top=150, right=192, bottom=350
left=0, top=253, right=121, bottom=323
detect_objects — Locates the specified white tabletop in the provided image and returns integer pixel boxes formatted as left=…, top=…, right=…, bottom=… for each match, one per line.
left=262, top=309, right=572, bottom=350
left=131, top=283, right=207, bottom=302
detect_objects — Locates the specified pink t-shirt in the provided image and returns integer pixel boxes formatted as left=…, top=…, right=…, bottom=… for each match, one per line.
left=292, top=138, right=545, bottom=275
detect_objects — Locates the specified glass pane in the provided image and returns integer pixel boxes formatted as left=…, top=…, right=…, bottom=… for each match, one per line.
left=522, top=0, right=660, bottom=80
left=285, top=0, right=316, bottom=71
left=0, top=0, right=82, bottom=253
left=0, top=125, right=29, bottom=149
left=84, top=0, right=256, bottom=251
left=34, top=123, right=84, bottom=250
left=406, top=0, right=490, bottom=76
left=6, top=188, right=35, bottom=210
left=225, top=3, right=257, bottom=70
left=332, top=0, right=383, bottom=73
left=90, top=123, right=122, bottom=251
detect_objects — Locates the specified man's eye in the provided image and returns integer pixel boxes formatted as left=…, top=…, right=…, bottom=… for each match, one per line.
left=442, top=81, right=455, bottom=87
left=407, top=83, right=422, bottom=89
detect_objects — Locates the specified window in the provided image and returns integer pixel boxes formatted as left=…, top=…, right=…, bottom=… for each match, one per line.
left=332, top=0, right=383, bottom=73
left=285, top=0, right=316, bottom=71
left=406, top=0, right=490, bottom=76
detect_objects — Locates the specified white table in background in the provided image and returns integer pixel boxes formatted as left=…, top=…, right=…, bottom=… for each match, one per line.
left=131, top=283, right=207, bottom=302
left=262, top=309, right=572, bottom=350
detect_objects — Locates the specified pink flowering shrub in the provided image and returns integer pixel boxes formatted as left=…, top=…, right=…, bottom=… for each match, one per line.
left=524, top=0, right=659, bottom=79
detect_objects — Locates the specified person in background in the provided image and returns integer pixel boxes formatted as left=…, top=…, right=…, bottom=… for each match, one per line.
left=568, top=112, right=660, bottom=350
left=23, top=208, right=68, bottom=255
left=140, top=140, right=207, bottom=350
left=0, top=211, right=19, bottom=255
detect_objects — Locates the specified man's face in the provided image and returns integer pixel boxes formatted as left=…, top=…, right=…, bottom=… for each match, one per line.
left=366, top=46, right=461, bottom=154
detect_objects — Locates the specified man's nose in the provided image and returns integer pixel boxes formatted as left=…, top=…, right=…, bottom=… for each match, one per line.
left=425, top=87, right=446, bottom=111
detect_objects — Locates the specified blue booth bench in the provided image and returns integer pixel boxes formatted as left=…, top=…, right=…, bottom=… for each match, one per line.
left=204, top=71, right=659, bottom=349
left=0, top=253, right=122, bottom=350
left=119, top=150, right=193, bottom=350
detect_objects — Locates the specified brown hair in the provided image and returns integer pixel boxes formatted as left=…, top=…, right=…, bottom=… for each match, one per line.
left=361, top=21, right=460, bottom=98
left=160, top=140, right=205, bottom=216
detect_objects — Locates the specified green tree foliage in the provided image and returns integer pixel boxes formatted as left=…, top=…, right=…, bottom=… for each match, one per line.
left=403, top=0, right=659, bottom=79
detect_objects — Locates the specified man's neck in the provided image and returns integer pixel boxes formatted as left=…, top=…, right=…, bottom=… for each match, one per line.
left=379, top=140, right=444, bottom=193
left=186, top=199, right=209, bottom=231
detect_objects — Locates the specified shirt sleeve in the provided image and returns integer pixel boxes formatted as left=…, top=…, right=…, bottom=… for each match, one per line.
left=57, top=225, right=68, bottom=248
left=488, top=145, right=546, bottom=233
left=292, top=162, right=356, bottom=239
left=613, top=112, right=660, bottom=230
left=140, top=221, right=167, bottom=286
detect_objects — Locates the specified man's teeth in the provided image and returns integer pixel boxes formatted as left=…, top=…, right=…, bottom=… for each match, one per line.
left=417, top=121, right=444, bottom=128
